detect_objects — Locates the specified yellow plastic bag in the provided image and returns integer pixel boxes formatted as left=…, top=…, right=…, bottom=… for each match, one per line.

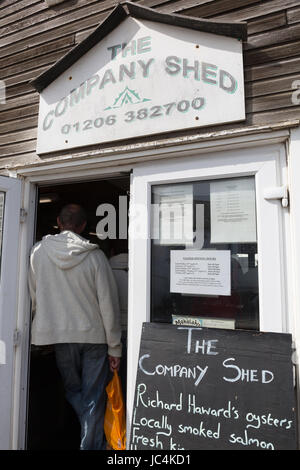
left=104, top=370, right=126, bottom=450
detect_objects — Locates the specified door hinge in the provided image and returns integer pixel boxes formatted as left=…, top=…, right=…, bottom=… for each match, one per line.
left=20, top=208, right=27, bottom=223
left=263, top=185, right=289, bottom=208
left=13, top=329, right=21, bottom=347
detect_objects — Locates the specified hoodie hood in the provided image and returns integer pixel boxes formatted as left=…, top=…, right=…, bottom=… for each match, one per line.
left=42, top=231, right=98, bottom=270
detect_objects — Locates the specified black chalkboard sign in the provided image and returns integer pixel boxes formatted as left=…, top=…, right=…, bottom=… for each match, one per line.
left=129, top=323, right=297, bottom=450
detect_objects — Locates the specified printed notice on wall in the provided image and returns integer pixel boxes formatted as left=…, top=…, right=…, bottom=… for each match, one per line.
left=170, top=250, right=231, bottom=296
left=152, top=184, right=194, bottom=246
left=210, top=178, right=257, bottom=244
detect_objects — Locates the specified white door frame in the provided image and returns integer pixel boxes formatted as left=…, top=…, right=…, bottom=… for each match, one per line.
left=13, top=165, right=134, bottom=449
left=0, top=176, right=22, bottom=450
left=11, top=130, right=291, bottom=449
left=127, top=142, right=290, bottom=437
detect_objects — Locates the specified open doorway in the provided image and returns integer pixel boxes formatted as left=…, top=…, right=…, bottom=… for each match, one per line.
left=26, top=176, right=130, bottom=450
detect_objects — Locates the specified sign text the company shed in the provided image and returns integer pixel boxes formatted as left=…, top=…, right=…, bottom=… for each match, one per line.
left=37, top=17, right=245, bottom=153
left=42, top=36, right=238, bottom=134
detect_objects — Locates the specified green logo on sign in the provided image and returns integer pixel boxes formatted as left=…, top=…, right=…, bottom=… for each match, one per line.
left=105, top=86, right=151, bottom=110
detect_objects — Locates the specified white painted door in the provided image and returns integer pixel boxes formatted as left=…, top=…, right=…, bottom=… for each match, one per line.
left=0, top=176, right=22, bottom=449
left=127, top=142, right=289, bottom=431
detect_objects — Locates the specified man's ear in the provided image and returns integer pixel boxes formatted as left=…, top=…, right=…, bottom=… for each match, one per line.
left=57, top=217, right=62, bottom=230
left=75, top=221, right=87, bottom=234
left=80, top=221, right=87, bottom=233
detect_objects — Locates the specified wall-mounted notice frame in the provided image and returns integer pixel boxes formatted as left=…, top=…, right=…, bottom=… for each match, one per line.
left=210, top=178, right=257, bottom=244
left=152, top=184, right=194, bottom=246
left=170, top=250, right=231, bottom=296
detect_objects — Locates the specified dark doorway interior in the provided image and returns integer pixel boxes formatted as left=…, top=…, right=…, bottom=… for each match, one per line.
left=27, top=176, right=129, bottom=450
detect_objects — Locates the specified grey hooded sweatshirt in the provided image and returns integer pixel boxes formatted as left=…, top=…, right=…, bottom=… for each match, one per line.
left=28, top=231, right=122, bottom=357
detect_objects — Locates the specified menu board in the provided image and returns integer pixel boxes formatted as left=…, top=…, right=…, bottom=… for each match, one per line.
left=129, top=323, right=297, bottom=450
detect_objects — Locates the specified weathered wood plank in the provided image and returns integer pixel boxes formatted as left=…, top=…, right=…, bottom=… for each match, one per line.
left=0, top=93, right=39, bottom=113
left=4, top=65, right=54, bottom=89
left=175, top=0, right=260, bottom=19
left=0, top=0, right=40, bottom=16
left=246, top=91, right=296, bottom=113
left=141, top=0, right=215, bottom=13
left=0, top=35, right=74, bottom=70
left=0, top=1, right=48, bottom=31
left=247, top=106, right=300, bottom=125
left=0, top=116, right=38, bottom=135
left=0, top=140, right=37, bottom=158
left=0, top=0, right=22, bottom=11
left=287, top=6, right=300, bottom=25
left=0, top=153, right=40, bottom=169
left=245, top=74, right=300, bottom=98
left=0, top=128, right=37, bottom=146
left=0, top=48, right=72, bottom=80
left=0, top=10, right=107, bottom=59
left=0, top=1, right=118, bottom=46
left=75, top=28, right=96, bottom=44
left=245, top=57, right=300, bottom=81
left=214, top=0, right=300, bottom=21
left=0, top=104, right=39, bottom=123
left=244, top=40, right=300, bottom=66
left=138, top=0, right=184, bottom=8
left=0, top=0, right=112, bottom=38
left=245, top=23, right=300, bottom=50
left=247, top=12, right=286, bottom=35
left=6, top=84, right=33, bottom=100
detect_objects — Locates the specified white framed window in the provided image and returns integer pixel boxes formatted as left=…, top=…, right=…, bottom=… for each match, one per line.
left=127, top=142, right=289, bottom=429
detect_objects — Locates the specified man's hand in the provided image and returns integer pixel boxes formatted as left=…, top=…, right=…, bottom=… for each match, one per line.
left=108, top=355, right=120, bottom=372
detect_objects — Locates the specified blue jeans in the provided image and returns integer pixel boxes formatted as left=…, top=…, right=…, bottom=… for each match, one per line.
left=54, top=343, right=109, bottom=450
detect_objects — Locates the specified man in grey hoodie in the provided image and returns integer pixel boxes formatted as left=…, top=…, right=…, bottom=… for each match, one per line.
left=28, top=204, right=122, bottom=450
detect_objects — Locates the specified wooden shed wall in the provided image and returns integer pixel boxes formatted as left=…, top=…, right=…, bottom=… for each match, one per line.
left=0, top=0, right=300, bottom=167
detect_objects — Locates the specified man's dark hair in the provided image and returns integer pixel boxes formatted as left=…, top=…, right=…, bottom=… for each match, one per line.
left=58, top=204, right=87, bottom=230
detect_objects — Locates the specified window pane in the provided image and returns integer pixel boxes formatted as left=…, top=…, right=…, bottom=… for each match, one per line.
left=151, top=177, right=259, bottom=330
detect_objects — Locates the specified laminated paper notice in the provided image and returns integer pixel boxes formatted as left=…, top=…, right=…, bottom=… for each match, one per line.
left=152, top=184, right=194, bottom=246
left=170, top=250, right=231, bottom=296
left=210, top=178, right=257, bottom=244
